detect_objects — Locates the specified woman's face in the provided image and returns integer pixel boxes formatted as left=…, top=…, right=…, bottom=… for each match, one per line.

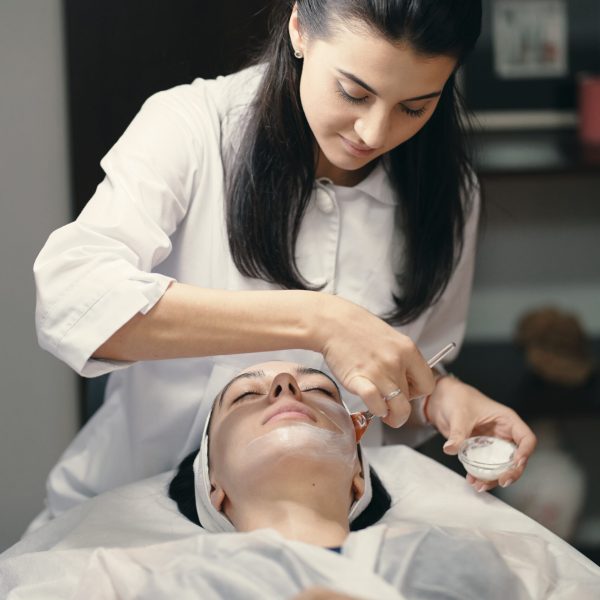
left=207, top=361, right=361, bottom=511
left=289, top=11, right=457, bottom=183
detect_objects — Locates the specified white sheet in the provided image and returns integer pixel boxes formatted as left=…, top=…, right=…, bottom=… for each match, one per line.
left=1, top=446, right=599, bottom=599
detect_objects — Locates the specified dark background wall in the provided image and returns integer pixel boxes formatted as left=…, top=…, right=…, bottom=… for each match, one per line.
left=64, top=0, right=274, bottom=215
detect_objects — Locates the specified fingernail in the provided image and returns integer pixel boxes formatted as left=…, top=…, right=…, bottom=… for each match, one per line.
left=517, top=458, right=526, bottom=469
left=443, top=440, right=454, bottom=450
left=501, top=479, right=514, bottom=488
left=477, top=484, right=487, bottom=493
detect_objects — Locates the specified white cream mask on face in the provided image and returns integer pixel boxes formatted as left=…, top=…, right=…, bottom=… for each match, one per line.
left=243, top=396, right=357, bottom=470
left=193, top=387, right=373, bottom=533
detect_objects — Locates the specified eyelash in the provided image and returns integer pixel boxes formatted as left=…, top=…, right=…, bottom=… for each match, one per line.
left=232, top=386, right=335, bottom=404
left=335, top=84, right=427, bottom=118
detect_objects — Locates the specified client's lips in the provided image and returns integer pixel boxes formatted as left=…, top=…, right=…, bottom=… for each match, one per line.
left=263, top=401, right=317, bottom=425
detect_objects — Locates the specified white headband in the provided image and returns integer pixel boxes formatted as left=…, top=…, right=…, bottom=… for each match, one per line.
left=192, top=396, right=373, bottom=533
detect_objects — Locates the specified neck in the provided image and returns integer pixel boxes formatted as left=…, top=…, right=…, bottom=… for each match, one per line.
left=227, top=475, right=352, bottom=547
left=234, top=500, right=349, bottom=547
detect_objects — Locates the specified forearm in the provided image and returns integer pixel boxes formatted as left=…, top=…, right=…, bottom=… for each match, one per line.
left=94, top=282, right=324, bottom=361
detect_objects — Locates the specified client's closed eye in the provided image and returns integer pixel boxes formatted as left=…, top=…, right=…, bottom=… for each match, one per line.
left=301, top=387, right=336, bottom=399
left=232, top=391, right=264, bottom=403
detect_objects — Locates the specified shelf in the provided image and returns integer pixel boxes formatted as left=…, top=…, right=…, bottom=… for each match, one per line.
left=470, top=129, right=600, bottom=177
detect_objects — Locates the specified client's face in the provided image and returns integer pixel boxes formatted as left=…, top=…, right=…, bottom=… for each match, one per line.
left=207, top=361, right=363, bottom=514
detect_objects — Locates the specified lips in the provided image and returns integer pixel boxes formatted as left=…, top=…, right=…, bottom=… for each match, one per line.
left=262, top=400, right=317, bottom=425
left=339, top=135, right=376, bottom=156
left=343, top=137, right=373, bottom=151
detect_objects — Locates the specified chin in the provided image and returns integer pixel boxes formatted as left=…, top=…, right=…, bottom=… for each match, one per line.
left=321, top=145, right=370, bottom=172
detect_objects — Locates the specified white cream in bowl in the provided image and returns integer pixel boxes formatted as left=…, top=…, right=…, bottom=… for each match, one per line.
left=458, top=436, right=516, bottom=482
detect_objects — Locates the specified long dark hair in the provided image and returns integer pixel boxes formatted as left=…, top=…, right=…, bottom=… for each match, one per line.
left=226, top=0, right=481, bottom=324
left=168, top=448, right=391, bottom=531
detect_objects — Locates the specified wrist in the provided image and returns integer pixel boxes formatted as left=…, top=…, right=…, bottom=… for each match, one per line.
left=300, top=290, right=337, bottom=353
left=426, top=371, right=459, bottom=426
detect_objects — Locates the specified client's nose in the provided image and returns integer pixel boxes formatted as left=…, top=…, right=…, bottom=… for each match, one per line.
left=268, top=373, right=302, bottom=402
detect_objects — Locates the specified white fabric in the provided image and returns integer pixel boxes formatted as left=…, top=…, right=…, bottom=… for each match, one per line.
left=33, top=63, right=481, bottom=520
left=2, top=447, right=598, bottom=599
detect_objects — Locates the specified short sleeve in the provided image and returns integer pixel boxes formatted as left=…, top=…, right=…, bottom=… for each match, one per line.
left=34, top=83, right=218, bottom=376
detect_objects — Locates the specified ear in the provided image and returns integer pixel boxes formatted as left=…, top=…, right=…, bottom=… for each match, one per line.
left=210, top=481, right=226, bottom=513
left=351, top=458, right=366, bottom=502
left=288, top=3, right=305, bottom=55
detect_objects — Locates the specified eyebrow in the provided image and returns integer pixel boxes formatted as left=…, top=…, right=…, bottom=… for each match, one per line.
left=336, top=68, right=442, bottom=102
left=217, top=366, right=342, bottom=407
left=218, top=370, right=265, bottom=407
left=295, top=366, right=342, bottom=400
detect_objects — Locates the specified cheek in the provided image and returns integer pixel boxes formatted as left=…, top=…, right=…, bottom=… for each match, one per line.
left=210, top=416, right=252, bottom=470
left=300, top=76, right=351, bottom=136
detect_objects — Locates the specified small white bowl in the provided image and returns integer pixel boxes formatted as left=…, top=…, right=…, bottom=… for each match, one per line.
left=458, top=436, right=516, bottom=482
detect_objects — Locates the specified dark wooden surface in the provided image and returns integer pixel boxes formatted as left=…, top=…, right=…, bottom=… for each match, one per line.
left=63, top=0, right=273, bottom=217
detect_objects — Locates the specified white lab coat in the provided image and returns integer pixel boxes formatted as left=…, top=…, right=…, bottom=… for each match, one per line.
left=33, top=64, right=481, bottom=519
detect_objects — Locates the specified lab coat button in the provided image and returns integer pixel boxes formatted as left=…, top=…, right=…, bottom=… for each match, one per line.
left=316, top=191, right=335, bottom=214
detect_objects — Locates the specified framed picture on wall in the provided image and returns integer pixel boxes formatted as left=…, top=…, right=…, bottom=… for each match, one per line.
left=462, top=0, right=600, bottom=129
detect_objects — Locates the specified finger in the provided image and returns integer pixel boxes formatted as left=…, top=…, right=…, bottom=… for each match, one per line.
left=498, top=472, right=517, bottom=488
left=442, top=421, right=471, bottom=455
left=383, top=393, right=412, bottom=428
left=510, top=420, right=537, bottom=466
left=475, top=481, right=496, bottom=493
left=381, top=374, right=411, bottom=427
left=467, top=477, right=497, bottom=493
left=346, top=375, right=388, bottom=417
left=498, top=458, right=527, bottom=487
left=405, top=344, right=436, bottom=399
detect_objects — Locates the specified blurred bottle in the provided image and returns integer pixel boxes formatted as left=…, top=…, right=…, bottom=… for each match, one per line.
left=578, top=74, right=600, bottom=146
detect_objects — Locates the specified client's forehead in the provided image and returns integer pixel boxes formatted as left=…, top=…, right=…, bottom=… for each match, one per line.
left=239, top=361, right=305, bottom=376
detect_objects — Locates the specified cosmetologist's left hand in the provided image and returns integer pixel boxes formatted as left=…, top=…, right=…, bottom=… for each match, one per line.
left=426, top=374, right=537, bottom=493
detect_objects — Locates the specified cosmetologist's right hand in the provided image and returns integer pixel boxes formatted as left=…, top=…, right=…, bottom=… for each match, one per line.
left=315, top=295, right=435, bottom=428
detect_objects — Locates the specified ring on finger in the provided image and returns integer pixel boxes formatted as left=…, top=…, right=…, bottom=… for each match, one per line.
left=383, top=388, right=403, bottom=402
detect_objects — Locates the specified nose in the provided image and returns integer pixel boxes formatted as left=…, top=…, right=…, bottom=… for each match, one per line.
left=354, top=107, right=388, bottom=149
left=268, top=373, right=303, bottom=403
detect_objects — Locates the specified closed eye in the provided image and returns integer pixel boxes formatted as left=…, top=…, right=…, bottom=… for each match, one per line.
left=336, top=82, right=368, bottom=105
left=232, top=391, right=264, bottom=404
left=336, top=82, right=428, bottom=118
left=301, top=387, right=336, bottom=399
left=402, top=105, right=427, bottom=118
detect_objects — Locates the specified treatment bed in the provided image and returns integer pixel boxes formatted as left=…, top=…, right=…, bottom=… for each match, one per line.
left=1, top=445, right=598, bottom=599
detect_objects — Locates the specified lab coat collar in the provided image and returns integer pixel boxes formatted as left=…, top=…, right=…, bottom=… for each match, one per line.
left=317, top=157, right=398, bottom=206
left=354, top=158, right=397, bottom=206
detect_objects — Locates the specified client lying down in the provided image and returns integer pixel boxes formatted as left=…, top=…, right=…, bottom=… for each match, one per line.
left=3, top=361, right=599, bottom=598
left=168, top=360, right=527, bottom=599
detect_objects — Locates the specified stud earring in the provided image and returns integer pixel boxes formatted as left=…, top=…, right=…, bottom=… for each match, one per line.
left=294, top=49, right=303, bottom=59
